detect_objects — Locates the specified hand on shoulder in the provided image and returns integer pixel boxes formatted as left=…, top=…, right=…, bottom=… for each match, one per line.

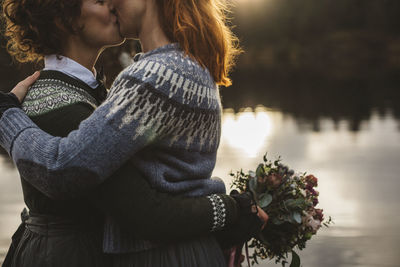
left=11, top=71, right=40, bottom=103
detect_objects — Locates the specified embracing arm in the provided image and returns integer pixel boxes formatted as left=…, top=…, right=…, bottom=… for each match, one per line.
left=0, top=68, right=189, bottom=197
left=90, top=166, right=239, bottom=240
left=90, top=166, right=268, bottom=243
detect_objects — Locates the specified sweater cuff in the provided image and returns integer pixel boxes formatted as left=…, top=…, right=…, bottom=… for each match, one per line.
left=7, top=93, right=22, bottom=107
left=208, top=194, right=239, bottom=232
left=0, top=108, right=37, bottom=155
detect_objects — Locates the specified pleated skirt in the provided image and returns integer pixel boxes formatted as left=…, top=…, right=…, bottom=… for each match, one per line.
left=8, top=217, right=110, bottom=267
left=111, top=236, right=227, bottom=267
left=7, top=215, right=226, bottom=267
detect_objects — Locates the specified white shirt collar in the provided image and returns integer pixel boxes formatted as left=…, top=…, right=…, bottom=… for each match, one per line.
left=43, top=55, right=99, bottom=89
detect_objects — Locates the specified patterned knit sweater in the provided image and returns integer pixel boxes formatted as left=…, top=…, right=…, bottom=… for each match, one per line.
left=0, top=44, right=230, bottom=252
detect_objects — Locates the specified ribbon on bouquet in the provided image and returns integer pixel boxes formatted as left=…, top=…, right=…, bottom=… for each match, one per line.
left=227, top=242, right=251, bottom=267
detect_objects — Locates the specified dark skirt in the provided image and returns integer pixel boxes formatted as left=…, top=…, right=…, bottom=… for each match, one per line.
left=111, top=236, right=227, bottom=267
left=6, top=213, right=109, bottom=267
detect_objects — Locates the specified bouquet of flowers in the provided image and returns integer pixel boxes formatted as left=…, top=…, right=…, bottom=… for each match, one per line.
left=231, top=154, right=332, bottom=266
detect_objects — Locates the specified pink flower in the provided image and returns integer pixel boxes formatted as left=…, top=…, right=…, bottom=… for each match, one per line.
left=307, top=209, right=316, bottom=217
left=309, top=219, right=321, bottom=233
left=303, top=213, right=322, bottom=234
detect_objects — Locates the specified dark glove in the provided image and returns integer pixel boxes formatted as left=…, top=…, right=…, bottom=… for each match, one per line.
left=0, top=92, right=21, bottom=118
left=214, top=190, right=264, bottom=249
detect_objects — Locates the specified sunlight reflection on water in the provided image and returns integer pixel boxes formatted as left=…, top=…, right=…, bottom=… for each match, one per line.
left=222, top=107, right=273, bottom=157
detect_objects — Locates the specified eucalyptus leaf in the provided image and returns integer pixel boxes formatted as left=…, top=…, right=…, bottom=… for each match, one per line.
left=292, top=212, right=302, bottom=224
left=290, top=250, right=301, bottom=267
left=284, top=214, right=295, bottom=223
left=259, top=193, right=272, bottom=208
left=284, top=198, right=307, bottom=209
left=272, top=217, right=285, bottom=225
left=256, top=164, right=265, bottom=177
left=249, top=177, right=258, bottom=192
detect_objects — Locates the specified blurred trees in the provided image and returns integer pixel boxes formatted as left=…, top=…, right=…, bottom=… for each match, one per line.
left=231, top=0, right=400, bottom=78
left=220, top=0, right=400, bottom=131
left=1, top=0, right=399, bottom=131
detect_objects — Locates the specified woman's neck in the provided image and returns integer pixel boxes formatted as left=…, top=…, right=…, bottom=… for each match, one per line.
left=62, top=39, right=101, bottom=74
left=139, top=26, right=170, bottom=53
left=138, top=4, right=171, bottom=53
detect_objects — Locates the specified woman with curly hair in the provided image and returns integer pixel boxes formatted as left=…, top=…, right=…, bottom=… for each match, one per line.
left=0, top=0, right=268, bottom=266
left=1, top=0, right=125, bottom=265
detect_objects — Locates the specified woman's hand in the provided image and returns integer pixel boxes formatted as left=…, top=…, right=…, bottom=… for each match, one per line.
left=215, top=191, right=269, bottom=249
left=11, top=71, right=40, bottom=103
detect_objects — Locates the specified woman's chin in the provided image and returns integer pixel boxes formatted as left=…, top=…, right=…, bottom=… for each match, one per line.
left=105, top=37, right=125, bottom=48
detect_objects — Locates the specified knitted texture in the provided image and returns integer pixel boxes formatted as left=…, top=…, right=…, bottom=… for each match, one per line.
left=22, top=78, right=98, bottom=117
left=0, top=44, right=228, bottom=253
left=207, top=194, right=227, bottom=231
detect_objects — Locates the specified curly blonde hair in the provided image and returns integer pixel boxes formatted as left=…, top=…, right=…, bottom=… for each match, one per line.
left=2, top=0, right=82, bottom=63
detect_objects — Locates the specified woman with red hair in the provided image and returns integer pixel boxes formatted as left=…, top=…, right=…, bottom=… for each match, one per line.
left=0, top=0, right=268, bottom=266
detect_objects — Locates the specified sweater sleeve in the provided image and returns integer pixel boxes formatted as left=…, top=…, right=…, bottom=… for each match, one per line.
left=0, top=70, right=183, bottom=197
left=90, top=165, right=239, bottom=238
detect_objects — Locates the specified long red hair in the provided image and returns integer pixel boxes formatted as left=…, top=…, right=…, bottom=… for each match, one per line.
left=156, top=0, right=241, bottom=87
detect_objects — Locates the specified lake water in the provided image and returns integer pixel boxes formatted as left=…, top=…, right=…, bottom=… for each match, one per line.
left=0, top=106, right=399, bottom=266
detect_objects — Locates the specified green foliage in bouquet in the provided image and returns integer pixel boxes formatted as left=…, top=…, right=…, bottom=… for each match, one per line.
left=230, top=153, right=333, bottom=266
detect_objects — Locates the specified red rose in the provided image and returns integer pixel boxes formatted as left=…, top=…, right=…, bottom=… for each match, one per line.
left=314, top=208, right=324, bottom=221
left=307, top=188, right=319, bottom=196
left=305, top=175, right=318, bottom=187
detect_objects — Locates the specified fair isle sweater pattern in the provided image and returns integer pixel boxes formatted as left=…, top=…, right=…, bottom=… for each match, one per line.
left=22, top=78, right=98, bottom=117
left=0, top=44, right=228, bottom=253
left=106, top=74, right=220, bottom=153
